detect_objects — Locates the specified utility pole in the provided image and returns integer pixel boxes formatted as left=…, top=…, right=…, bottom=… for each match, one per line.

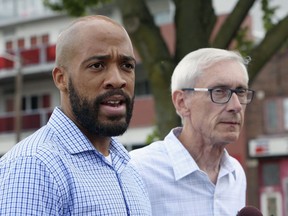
left=14, top=56, right=22, bottom=143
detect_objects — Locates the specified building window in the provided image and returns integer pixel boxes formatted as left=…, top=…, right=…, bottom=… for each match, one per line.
left=5, top=40, right=13, bottom=51
left=135, top=80, right=151, bottom=96
left=284, top=178, right=288, bottom=215
left=264, top=100, right=280, bottom=133
left=5, top=98, right=14, bottom=112
left=25, top=94, right=51, bottom=111
left=41, top=34, right=49, bottom=45
left=17, top=38, right=25, bottom=49
left=42, top=94, right=50, bottom=108
left=30, top=35, right=38, bottom=47
left=22, top=97, right=26, bottom=111
left=264, top=97, right=287, bottom=134
left=262, top=163, right=280, bottom=186
left=135, top=64, right=151, bottom=96
left=31, top=95, right=39, bottom=110
left=284, top=98, right=288, bottom=130
left=5, top=94, right=51, bottom=112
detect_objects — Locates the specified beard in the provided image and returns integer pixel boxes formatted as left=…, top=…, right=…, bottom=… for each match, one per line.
left=68, top=79, right=134, bottom=137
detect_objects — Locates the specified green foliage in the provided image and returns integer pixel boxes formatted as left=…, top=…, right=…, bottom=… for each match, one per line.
left=145, top=128, right=160, bottom=144
left=235, top=26, right=254, bottom=57
left=261, top=0, right=279, bottom=31
left=43, top=0, right=111, bottom=17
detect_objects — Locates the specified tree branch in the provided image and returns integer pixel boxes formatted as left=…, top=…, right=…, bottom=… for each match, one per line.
left=212, top=0, right=256, bottom=48
left=248, top=15, right=288, bottom=83
left=117, top=0, right=180, bottom=138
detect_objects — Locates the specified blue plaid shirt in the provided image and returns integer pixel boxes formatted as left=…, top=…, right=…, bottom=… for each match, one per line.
left=0, top=107, right=151, bottom=215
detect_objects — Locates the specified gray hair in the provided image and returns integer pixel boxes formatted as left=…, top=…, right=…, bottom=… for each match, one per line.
left=171, top=48, right=250, bottom=94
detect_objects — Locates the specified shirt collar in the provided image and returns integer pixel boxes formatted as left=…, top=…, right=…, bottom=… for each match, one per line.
left=165, top=127, right=237, bottom=181
left=165, top=127, right=198, bottom=181
left=47, top=107, right=130, bottom=165
left=47, top=107, right=94, bottom=154
left=110, top=137, right=131, bottom=171
left=219, top=149, right=237, bottom=180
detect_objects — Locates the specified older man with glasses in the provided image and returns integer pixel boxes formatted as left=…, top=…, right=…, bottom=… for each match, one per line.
left=130, top=48, right=254, bottom=216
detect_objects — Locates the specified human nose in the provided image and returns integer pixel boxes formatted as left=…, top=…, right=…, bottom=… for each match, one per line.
left=104, top=67, right=127, bottom=89
left=227, top=92, right=243, bottom=112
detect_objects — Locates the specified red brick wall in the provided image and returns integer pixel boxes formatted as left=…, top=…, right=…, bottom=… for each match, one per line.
left=130, top=96, right=156, bottom=127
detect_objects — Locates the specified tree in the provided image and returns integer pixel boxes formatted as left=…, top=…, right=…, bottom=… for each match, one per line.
left=44, top=0, right=288, bottom=139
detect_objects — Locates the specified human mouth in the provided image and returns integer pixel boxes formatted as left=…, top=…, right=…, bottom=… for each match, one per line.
left=102, top=97, right=124, bottom=107
left=219, top=117, right=241, bottom=126
left=222, top=121, right=240, bottom=125
left=101, top=95, right=127, bottom=115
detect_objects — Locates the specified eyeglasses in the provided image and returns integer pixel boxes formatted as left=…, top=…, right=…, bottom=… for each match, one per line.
left=181, top=87, right=255, bottom=105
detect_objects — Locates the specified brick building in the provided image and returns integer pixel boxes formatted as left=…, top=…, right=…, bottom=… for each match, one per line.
left=245, top=48, right=288, bottom=215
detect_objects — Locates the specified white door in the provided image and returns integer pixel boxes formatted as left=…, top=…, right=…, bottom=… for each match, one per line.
left=260, top=191, right=282, bottom=216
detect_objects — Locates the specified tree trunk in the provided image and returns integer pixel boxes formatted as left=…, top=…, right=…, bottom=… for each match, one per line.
left=117, top=0, right=180, bottom=139
left=173, top=0, right=215, bottom=61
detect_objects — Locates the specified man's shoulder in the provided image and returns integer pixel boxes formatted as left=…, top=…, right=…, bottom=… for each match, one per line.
left=0, top=126, right=59, bottom=167
left=129, top=128, right=179, bottom=161
left=129, top=140, right=171, bottom=172
left=130, top=140, right=166, bottom=158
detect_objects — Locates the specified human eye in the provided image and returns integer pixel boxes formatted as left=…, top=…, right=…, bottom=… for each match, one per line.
left=121, top=62, right=135, bottom=72
left=88, top=62, right=105, bottom=70
left=213, top=87, right=228, bottom=96
left=235, top=88, right=247, bottom=97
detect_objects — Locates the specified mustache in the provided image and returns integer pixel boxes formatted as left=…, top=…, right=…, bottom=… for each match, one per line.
left=95, top=89, right=133, bottom=104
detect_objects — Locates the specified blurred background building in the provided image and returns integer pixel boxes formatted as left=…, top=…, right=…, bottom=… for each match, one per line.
left=0, top=0, right=288, bottom=215
left=0, top=0, right=163, bottom=153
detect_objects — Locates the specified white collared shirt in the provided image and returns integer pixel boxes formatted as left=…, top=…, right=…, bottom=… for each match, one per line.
left=130, top=127, right=246, bottom=216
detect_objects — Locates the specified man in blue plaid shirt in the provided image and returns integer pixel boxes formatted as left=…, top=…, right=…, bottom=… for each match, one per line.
left=0, top=15, right=151, bottom=215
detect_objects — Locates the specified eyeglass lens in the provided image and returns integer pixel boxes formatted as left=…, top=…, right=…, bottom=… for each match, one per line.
left=211, top=88, right=253, bottom=104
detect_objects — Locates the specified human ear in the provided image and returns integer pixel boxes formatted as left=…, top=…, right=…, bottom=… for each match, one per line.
left=172, top=90, right=190, bottom=117
left=52, top=66, right=67, bottom=92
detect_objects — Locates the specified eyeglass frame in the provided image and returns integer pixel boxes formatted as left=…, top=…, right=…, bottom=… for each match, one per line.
left=181, top=87, right=255, bottom=105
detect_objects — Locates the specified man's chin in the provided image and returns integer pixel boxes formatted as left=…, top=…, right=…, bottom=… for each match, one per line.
left=224, top=133, right=240, bottom=144
left=94, top=121, right=129, bottom=137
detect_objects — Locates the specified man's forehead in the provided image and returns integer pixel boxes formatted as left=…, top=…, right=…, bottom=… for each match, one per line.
left=73, top=18, right=123, bottom=33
